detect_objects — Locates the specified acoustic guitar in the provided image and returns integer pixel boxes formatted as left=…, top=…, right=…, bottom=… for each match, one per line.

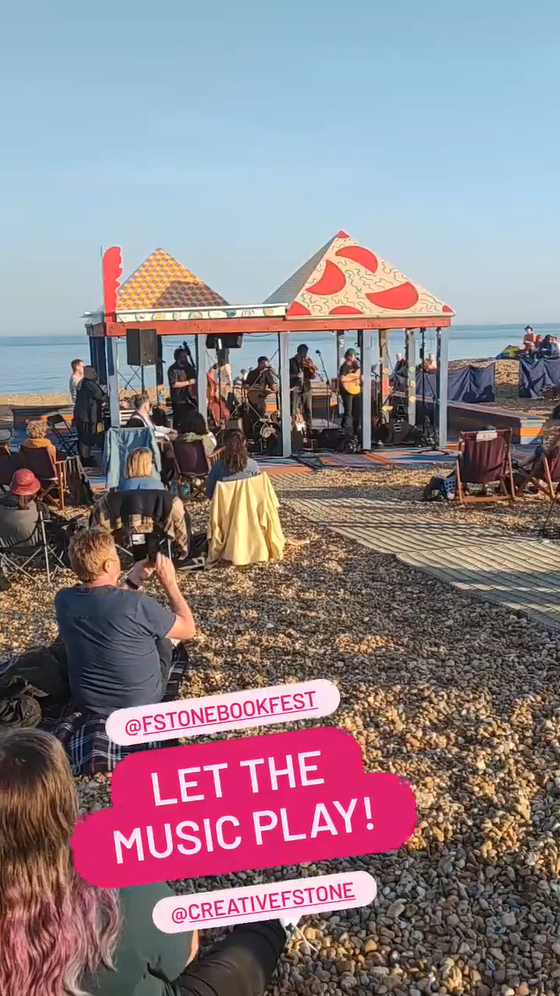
left=340, top=368, right=361, bottom=396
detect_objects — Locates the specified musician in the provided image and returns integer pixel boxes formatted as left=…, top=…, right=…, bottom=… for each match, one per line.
left=289, top=344, right=315, bottom=436
left=209, top=349, right=235, bottom=412
left=245, top=357, right=277, bottom=419
left=338, top=347, right=362, bottom=436
left=167, top=347, right=197, bottom=429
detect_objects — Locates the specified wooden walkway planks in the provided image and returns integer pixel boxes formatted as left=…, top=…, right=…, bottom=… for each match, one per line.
left=286, top=496, right=560, bottom=630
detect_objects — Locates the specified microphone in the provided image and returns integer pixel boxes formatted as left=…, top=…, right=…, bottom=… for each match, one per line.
left=316, top=349, right=322, bottom=355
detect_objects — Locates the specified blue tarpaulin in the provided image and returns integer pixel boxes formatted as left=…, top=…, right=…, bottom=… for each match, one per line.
left=519, top=358, right=560, bottom=399
left=393, top=364, right=496, bottom=419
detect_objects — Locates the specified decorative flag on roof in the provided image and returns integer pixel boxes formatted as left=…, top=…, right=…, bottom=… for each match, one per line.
left=115, top=248, right=228, bottom=312
left=265, top=231, right=453, bottom=320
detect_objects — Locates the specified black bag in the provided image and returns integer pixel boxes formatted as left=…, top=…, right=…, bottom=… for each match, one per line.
left=0, top=642, right=70, bottom=703
left=0, top=675, right=46, bottom=729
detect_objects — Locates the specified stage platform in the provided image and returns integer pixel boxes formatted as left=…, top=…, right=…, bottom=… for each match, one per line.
left=448, top=402, right=545, bottom=445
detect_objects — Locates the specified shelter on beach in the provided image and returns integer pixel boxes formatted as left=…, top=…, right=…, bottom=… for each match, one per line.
left=84, top=231, right=454, bottom=454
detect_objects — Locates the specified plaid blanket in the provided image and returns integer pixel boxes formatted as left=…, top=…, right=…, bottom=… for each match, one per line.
left=40, top=646, right=189, bottom=776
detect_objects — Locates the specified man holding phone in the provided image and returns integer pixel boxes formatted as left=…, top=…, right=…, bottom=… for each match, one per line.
left=55, top=529, right=196, bottom=718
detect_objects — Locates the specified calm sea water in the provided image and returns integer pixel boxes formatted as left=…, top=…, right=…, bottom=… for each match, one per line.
left=1, top=325, right=558, bottom=396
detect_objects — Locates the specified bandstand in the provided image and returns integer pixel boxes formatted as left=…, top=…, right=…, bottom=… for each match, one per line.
left=84, top=230, right=454, bottom=456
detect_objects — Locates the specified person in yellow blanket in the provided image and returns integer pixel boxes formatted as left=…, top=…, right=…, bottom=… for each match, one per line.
left=206, top=429, right=260, bottom=499
left=208, top=471, right=285, bottom=567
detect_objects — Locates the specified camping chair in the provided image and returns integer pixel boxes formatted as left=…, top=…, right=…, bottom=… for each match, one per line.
left=172, top=439, right=210, bottom=500
left=19, top=446, right=68, bottom=510
left=516, top=443, right=560, bottom=500
left=91, top=490, right=174, bottom=564
left=0, top=451, right=22, bottom=494
left=47, top=413, right=79, bottom=457
left=0, top=506, right=66, bottom=584
left=455, top=428, right=515, bottom=505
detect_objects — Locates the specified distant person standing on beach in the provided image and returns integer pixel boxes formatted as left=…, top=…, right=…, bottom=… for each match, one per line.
left=68, top=359, right=85, bottom=404
left=74, top=367, right=106, bottom=465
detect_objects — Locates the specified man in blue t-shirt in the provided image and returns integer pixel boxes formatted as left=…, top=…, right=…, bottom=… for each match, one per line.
left=55, top=528, right=196, bottom=717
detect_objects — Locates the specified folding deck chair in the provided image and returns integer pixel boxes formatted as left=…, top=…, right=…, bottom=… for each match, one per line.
left=19, top=447, right=68, bottom=510
left=455, top=428, right=515, bottom=504
left=516, top=443, right=560, bottom=500
left=47, top=413, right=79, bottom=457
left=172, top=438, right=211, bottom=500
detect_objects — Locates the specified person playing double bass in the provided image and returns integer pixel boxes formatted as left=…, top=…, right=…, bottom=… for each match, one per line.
left=289, top=344, right=316, bottom=437
left=339, top=347, right=362, bottom=436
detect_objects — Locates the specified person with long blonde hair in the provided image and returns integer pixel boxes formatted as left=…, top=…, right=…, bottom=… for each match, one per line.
left=0, top=728, right=288, bottom=996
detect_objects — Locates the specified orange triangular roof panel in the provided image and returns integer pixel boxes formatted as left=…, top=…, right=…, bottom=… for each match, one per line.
left=116, top=248, right=228, bottom=311
left=265, top=232, right=453, bottom=320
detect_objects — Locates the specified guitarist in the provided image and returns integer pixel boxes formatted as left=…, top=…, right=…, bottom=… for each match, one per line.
left=245, top=356, right=278, bottom=419
left=339, top=347, right=362, bottom=436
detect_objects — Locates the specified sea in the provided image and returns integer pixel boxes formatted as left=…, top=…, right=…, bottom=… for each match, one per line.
left=1, top=324, right=558, bottom=397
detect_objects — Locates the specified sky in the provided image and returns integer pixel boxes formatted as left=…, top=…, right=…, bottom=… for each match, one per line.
left=1, top=0, right=560, bottom=333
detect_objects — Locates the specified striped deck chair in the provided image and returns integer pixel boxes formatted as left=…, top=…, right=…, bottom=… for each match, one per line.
left=455, top=429, right=515, bottom=505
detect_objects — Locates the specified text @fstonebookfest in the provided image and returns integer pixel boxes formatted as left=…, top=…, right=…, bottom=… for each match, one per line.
left=71, top=727, right=417, bottom=889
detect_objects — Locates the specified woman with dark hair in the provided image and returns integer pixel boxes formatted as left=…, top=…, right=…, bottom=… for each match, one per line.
left=178, top=411, right=217, bottom=457
left=206, top=429, right=260, bottom=500
left=0, top=728, right=289, bottom=996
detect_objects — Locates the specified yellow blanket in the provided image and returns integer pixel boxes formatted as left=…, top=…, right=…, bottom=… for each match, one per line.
left=208, top=474, right=285, bottom=566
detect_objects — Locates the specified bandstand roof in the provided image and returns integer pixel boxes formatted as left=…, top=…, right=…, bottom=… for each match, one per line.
left=92, top=234, right=453, bottom=336
left=265, top=230, right=454, bottom=322
left=115, top=247, right=229, bottom=311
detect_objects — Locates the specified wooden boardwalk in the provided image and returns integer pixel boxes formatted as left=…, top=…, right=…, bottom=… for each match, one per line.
left=285, top=496, right=560, bottom=630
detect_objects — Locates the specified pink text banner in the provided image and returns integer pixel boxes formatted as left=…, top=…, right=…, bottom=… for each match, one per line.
left=71, top=727, right=417, bottom=889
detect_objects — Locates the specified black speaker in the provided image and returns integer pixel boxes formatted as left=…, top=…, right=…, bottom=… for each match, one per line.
left=126, top=328, right=158, bottom=366
left=316, top=427, right=343, bottom=450
left=206, top=334, right=244, bottom=349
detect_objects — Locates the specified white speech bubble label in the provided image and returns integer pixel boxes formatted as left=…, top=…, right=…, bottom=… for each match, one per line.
left=152, top=871, right=377, bottom=933
left=106, top=679, right=340, bottom=745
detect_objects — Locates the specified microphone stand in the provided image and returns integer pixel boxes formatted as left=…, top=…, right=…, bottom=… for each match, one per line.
left=316, top=350, right=332, bottom=427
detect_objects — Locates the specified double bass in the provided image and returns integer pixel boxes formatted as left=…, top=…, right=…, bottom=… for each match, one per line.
left=206, top=371, right=230, bottom=427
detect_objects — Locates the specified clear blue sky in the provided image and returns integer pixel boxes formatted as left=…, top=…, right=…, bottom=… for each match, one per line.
left=1, top=0, right=559, bottom=333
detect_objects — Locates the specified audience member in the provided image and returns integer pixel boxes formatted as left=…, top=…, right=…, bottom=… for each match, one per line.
left=74, top=366, right=106, bottom=464
left=0, top=727, right=288, bottom=996
left=91, top=448, right=192, bottom=557
left=206, top=429, right=260, bottom=500
left=68, top=358, right=85, bottom=403
left=120, top=447, right=165, bottom=491
left=0, top=470, right=42, bottom=583
left=55, top=529, right=195, bottom=716
left=127, top=392, right=175, bottom=442
left=21, top=420, right=57, bottom=463
left=177, top=411, right=217, bottom=457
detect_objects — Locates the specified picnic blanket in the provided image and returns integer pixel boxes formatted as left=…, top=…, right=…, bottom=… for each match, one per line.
left=40, top=646, right=190, bottom=775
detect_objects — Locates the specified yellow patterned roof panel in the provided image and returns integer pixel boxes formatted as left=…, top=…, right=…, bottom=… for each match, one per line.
left=116, top=248, right=228, bottom=311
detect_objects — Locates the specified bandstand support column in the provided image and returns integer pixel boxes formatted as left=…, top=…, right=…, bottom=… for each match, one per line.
left=278, top=331, right=291, bottom=458
left=436, top=326, right=448, bottom=449
left=106, top=337, right=120, bottom=428
left=405, top=329, right=416, bottom=427
left=195, top=335, right=207, bottom=421
left=361, top=329, right=372, bottom=451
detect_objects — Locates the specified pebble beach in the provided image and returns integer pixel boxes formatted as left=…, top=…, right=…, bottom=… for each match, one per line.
left=2, top=455, right=560, bottom=996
